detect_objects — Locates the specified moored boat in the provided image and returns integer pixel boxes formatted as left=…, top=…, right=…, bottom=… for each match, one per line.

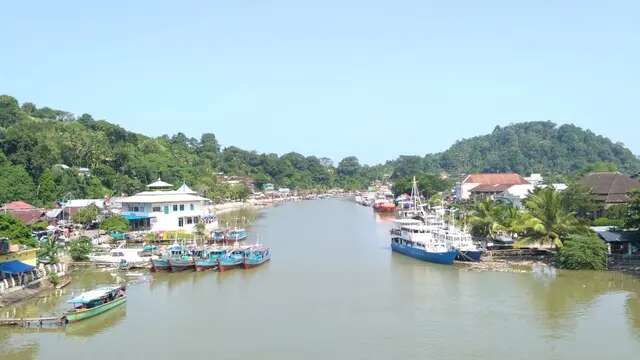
left=243, top=245, right=271, bottom=269
left=211, top=229, right=226, bottom=242
left=169, top=255, right=195, bottom=272
left=194, top=246, right=227, bottom=271
left=225, top=228, right=248, bottom=242
left=218, top=247, right=248, bottom=272
left=373, top=199, right=396, bottom=212
left=390, top=219, right=458, bottom=265
left=63, top=285, right=127, bottom=323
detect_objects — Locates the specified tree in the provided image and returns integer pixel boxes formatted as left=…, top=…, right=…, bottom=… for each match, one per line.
left=100, top=216, right=129, bottom=233
left=556, top=234, right=608, bottom=270
left=72, top=204, right=100, bottom=228
left=69, top=236, right=93, bottom=261
left=37, top=169, right=59, bottom=205
left=0, top=213, right=36, bottom=247
left=560, top=183, right=599, bottom=220
left=337, top=156, right=361, bottom=177
left=0, top=95, right=23, bottom=127
left=626, top=189, right=640, bottom=229
left=517, top=188, right=586, bottom=248
left=38, top=235, right=61, bottom=264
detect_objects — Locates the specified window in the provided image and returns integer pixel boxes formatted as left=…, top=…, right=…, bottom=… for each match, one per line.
left=130, top=206, right=139, bottom=212
left=173, top=205, right=178, bottom=212
left=178, top=217, right=184, bottom=227
left=186, top=217, right=193, bottom=225
left=179, top=204, right=185, bottom=211
left=194, top=216, right=200, bottom=223
left=163, top=206, right=169, bottom=214
left=190, top=204, right=195, bottom=211
left=152, top=207, right=161, bottom=212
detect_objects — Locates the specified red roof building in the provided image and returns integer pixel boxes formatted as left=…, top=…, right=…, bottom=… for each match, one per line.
left=1, top=201, right=46, bottom=225
left=456, top=173, right=531, bottom=200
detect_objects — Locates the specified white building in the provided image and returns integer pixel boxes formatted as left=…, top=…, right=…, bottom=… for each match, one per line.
left=119, top=179, right=218, bottom=233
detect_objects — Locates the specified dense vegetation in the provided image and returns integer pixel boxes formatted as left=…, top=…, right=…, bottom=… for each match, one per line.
left=2, top=95, right=639, bottom=207
left=387, top=121, right=640, bottom=178
left=0, top=95, right=384, bottom=206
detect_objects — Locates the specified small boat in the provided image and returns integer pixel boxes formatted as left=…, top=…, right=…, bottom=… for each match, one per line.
left=63, top=285, right=127, bottom=323
left=169, top=255, right=195, bottom=272
left=151, top=243, right=185, bottom=272
left=373, top=199, right=396, bottom=212
left=225, top=228, right=248, bottom=242
left=89, top=246, right=148, bottom=268
left=211, top=230, right=226, bottom=242
left=243, top=245, right=271, bottom=269
left=218, top=247, right=248, bottom=272
left=194, top=247, right=227, bottom=271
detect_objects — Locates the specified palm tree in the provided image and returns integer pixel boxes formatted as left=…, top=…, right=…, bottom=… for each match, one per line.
left=516, top=187, right=586, bottom=248
left=467, top=199, right=503, bottom=239
left=37, top=235, right=61, bottom=264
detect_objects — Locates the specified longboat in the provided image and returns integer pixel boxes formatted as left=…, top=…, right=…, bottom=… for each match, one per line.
left=63, top=285, right=127, bottom=323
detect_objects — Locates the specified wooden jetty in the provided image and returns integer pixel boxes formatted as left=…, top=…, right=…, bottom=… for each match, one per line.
left=0, top=316, right=65, bottom=327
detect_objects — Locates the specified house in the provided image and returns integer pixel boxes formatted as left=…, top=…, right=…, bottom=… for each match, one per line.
left=456, top=173, right=532, bottom=201
left=592, top=227, right=640, bottom=255
left=0, top=201, right=46, bottom=225
left=62, top=199, right=105, bottom=219
left=525, top=173, right=544, bottom=187
left=119, top=179, right=217, bottom=233
left=579, top=172, right=640, bottom=207
left=263, top=183, right=275, bottom=192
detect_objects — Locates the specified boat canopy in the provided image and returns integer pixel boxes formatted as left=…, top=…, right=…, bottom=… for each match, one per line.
left=0, top=260, right=35, bottom=274
left=67, top=286, right=121, bottom=304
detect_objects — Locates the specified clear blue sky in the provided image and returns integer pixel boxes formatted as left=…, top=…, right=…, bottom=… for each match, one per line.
left=1, top=1, right=638, bottom=164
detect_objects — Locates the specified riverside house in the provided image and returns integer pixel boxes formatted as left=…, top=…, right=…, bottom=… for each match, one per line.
left=579, top=172, right=640, bottom=207
left=118, top=179, right=218, bottom=233
left=455, top=173, right=533, bottom=202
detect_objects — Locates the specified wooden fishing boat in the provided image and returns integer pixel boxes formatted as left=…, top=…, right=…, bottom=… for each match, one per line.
left=211, top=230, right=226, bottom=242
left=243, top=245, right=271, bottom=269
left=169, top=255, right=195, bottom=272
left=63, top=285, right=127, bottom=323
left=225, top=228, right=248, bottom=242
left=217, top=248, right=248, bottom=272
left=194, top=247, right=227, bottom=271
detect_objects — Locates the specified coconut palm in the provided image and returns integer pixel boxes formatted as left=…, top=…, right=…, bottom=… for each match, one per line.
left=37, top=234, right=61, bottom=264
left=467, top=199, right=503, bottom=239
left=516, top=187, right=586, bottom=248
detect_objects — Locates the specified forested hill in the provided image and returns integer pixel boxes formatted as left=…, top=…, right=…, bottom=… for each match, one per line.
left=0, top=95, right=377, bottom=206
left=1, top=95, right=639, bottom=206
left=390, top=121, right=640, bottom=179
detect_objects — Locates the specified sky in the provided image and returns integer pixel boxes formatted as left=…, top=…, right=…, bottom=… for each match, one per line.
left=1, top=0, right=639, bottom=164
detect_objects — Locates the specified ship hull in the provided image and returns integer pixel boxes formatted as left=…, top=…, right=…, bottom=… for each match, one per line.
left=64, top=296, right=127, bottom=323
left=151, top=258, right=170, bottom=272
left=391, top=243, right=458, bottom=265
left=243, top=256, right=271, bottom=269
left=455, top=250, right=483, bottom=262
left=168, top=259, right=195, bottom=272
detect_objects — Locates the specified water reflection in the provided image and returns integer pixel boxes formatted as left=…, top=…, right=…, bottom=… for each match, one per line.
left=627, top=293, right=640, bottom=335
left=64, top=306, right=127, bottom=337
left=526, top=270, right=640, bottom=332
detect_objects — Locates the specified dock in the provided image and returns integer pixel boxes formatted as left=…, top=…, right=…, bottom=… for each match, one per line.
left=0, top=316, right=65, bottom=327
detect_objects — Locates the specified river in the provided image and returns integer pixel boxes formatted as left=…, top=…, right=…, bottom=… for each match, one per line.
left=2, top=199, right=640, bottom=359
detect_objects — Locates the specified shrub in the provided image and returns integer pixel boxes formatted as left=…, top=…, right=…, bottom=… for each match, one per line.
left=592, top=217, right=624, bottom=227
left=47, top=272, right=60, bottom=286
left=100, top=216, right=129, bottom=233
left=556, top=234, right=608, bottom=270
left=69, top=236, right=93, bottom=261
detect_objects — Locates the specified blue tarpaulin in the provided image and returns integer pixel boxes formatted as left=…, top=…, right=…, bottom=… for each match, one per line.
left=123, top=214, right=149, bottom=221
left=0, top=260, right=35, bottom=274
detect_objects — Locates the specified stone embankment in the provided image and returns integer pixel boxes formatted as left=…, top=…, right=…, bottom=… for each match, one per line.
left=0, top=263, right=68, bottom=307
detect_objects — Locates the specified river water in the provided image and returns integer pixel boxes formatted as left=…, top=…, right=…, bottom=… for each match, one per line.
left=2, top=199, right=640, bottom=359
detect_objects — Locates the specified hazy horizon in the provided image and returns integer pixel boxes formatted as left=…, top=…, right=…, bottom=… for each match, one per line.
left=2, top=1, right=639, bottom=164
